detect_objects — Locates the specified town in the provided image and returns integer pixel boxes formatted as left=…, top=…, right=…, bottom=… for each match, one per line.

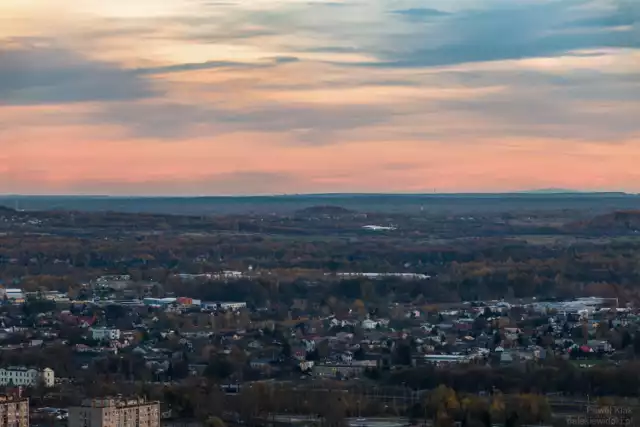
left=2, top=275, right=640, bottom=427
left=2, top=198, right=640, bottom=427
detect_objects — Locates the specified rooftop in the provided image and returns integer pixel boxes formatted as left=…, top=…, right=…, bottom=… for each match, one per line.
left=1, top=366, right=48, bottom=372
left=79, top=397, right=159, bottom=408
left=0, top=394, right=28, bottom=403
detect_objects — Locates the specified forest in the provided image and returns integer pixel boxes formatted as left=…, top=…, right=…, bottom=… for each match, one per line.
left=3, top=204, right=640, bottom=306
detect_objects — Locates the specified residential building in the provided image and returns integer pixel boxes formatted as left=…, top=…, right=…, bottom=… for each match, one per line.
left=91, top=327, right=121, bottom=341
left=69, top=397, right=160, bottom=427
left=331, top=272, right=429, bottom=280
left=313, top=360, right=377, bottom=379
left=361, top=319, right=378, bottom=330
left=0, top=289, right=24, bottom=303
left=200, top=302, right=246, bottom=311
left=217, top=301, right=247, bottom=311
left=0, top=394, right=29, bottom=427
left=249, top=359, right=272, bottom=372
left=42, top=291, right=70, bottom=302
left=176, top=297, right=198, bottom=306
left=500, top=352, right=514, bottom=365
left=142, top=298, right=177, bottom=308
left=413, top=354, right=471, bottom=366
left=93, top=276, right=132, bottom=291
left=0, top=367, right=55, bottom=388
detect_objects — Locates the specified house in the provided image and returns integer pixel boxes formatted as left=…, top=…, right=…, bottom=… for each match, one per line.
left=454, top=322, right=473, bottom=333
left=414, top=354, right=472, bottom=366
left=302, top=339, right=316, bottom=352
left=335, top=332, right=354, bottom=342
left=587, top=340, right=613, bottom=353
left=188, top=364, right=208, bottom=376
left=247, top=340, right=263, bottom=350
left=93, top=275, right=132, bottom=291
left=361, top=319, right=378, bottom=330
left=75, top=344, right=118, bottom=355
left=300, top=361, right=314, bottom=373
left=1, top=289, right=24, bottom=303
left=340, top=352, right=353, bottom=364
left=500, top=352, right=514, bottom=365
left=201, top=302, right=247, bottom=311
left=291, top=299, right=308, bottom=311
left=292, top=348, right=306, bottom=361
left=41, top=291, right=70, bottom=302
left=60, top=312, right=96, bottom=328
left=313, top=362, right=372, bottom=379
left=91, top=327, right=121, bottom=341
left=249, top=359, right=272, bottom=371
left=533, top=348, right=547, bottom=360
left=143, top=298, right=176, bottom=308
left=0, top=366, right=55, bottom=387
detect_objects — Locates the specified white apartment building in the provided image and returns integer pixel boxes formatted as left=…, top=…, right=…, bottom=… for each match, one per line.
left=0, top=366, right=55, bottom=387
left=91, top=327, right=121, bottom=341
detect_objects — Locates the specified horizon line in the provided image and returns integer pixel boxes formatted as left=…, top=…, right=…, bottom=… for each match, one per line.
left=0, top=190, right=636, bottom=199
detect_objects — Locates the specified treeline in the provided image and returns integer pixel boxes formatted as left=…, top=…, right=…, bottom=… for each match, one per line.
left=3, top=221, right=640, bottom=304
left=1, top=205, right=591, bottom=237
left=42, top=378, right=554, bottom=427
left=386, top=360, right=640, bottom=396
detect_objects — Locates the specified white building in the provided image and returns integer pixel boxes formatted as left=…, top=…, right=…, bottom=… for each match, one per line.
left=201, top=301, right=247, bottom=311
left=1, top=288, right=24, bottom=301
left=329, top=272, right=430, bottom=280
left=0, top=366, right=55, bottom=387
left=219, top=302, right=247, bottom=310
left=361, top=319, right=379, bottom=330
left=91, top=327, right=121, bottom=341
left=362, top=225, right=397, bottom=231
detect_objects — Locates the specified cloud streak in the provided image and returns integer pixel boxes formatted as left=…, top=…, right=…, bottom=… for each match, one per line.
left=0, top=43, right=155, bottom=105
left=333, top=0, right=639, bottom=68
left=134, top=56, right=300, bottom=75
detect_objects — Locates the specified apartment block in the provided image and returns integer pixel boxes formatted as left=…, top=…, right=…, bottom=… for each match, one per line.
left=69, top=397, right=159, bottom=427
left=0, top=395, right=29, bottom=427
left=0, top=367, right=55, bottom=388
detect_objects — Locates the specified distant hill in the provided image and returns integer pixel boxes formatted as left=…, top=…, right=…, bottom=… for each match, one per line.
left=519, top=189, right=628, bottom=196
left=566, top=210, right=640, bottom=233
left=2, top=193, right=640, bottom=215
left=295, top=205, right=354, bottom=216
left=519, top=188, right=581, bottom=194
left=0, top=205, right=17, bottom=215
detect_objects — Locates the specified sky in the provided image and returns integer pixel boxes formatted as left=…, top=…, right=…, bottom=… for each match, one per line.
left=1, top=0, right=639, bottom=195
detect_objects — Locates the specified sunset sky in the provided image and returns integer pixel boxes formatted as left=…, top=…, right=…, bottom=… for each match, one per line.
left=1, top=0, right=639, bottom=195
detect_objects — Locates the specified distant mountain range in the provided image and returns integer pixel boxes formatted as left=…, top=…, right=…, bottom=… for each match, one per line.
left=517, top=188, right=628, bottom=195
left=518, top=188, right=582, bottom=194
left=1, top=191, right=638, bottom=215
